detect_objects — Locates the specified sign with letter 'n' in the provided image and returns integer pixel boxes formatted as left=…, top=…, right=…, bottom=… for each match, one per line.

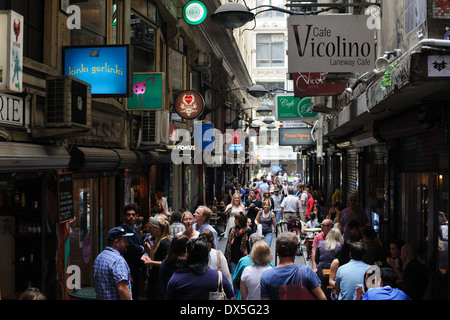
left=288, top=15, right=375, bottom=73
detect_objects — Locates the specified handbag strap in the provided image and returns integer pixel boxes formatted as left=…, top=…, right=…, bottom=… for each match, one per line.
left=216, top=249, right=221, bottom=270
left=217, top=271, right=224, bottom=292
left=295, top=265, right=304, bottom=287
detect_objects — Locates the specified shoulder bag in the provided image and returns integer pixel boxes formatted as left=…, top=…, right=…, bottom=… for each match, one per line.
left=279, top=266, right=317, bottom=300
left=209, top=271, right=226, bottom=300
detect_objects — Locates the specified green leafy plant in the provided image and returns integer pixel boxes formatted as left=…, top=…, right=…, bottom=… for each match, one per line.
left=380, top=61, right=398, bottom=91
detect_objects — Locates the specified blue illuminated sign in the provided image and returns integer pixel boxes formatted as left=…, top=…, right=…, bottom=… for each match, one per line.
left=63, top=45, right=129, bottom=96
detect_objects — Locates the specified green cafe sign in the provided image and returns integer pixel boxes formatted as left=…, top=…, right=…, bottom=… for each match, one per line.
left=275, top=94, right=318, bottom=120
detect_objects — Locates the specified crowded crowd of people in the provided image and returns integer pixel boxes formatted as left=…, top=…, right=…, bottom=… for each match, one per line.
left=91, top=176, right=447, bottom=301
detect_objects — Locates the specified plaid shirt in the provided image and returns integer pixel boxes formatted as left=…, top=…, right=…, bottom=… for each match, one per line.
left=93, top=246, right=132, bottom=300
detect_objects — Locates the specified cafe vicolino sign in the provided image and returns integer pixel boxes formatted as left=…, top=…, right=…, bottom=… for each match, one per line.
left=288, top=15, right=375, bottom=73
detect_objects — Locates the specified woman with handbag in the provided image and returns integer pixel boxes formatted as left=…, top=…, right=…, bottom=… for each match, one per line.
left=166, top=236, right=235, bottom=300
left=201, top=229, right=232, bottom=284
left=225, top=212, right=250, bottom=277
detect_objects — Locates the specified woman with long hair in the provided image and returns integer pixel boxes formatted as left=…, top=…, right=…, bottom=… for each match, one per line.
left=141, top=214, right=171, bottom=300
left=224, top=193, right=245, bottom=239
left=201, top=229, right=232, bottom=284
left=315, top=228, right=343, bottom=281
left=225, top=212, right=250, bottom=277
left=159, top=234, right=189, bottom=299
left=166, top=237, right=235, bottom=300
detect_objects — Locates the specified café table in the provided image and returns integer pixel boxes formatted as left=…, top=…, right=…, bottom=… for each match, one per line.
left=68, top=287, right=97, bottom=300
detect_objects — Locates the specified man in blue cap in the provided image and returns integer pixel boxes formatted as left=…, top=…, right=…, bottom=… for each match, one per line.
left=93, top=227, right=134, bottom=300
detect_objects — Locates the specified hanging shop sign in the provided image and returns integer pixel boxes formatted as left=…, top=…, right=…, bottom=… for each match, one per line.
left=174, top=90, right=204, bottom=120
left=0, top=10, right=23, bottom=93
left=293, top=72, right=347, bottom=97
left=279, top=128, right=314, bottom=147
left=428, top=55, right=450, bottom=77
left=288, top=15, right=375, bottom=73
left=275, top=94, right=318, bottom=121
left=127, top=72, right=165, bottom=110
left=63, top=45, right=130, bottom=97
left=183, top=1, right=207, bottom=25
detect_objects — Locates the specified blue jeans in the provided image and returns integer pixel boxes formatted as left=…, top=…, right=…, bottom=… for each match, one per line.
left=274, top=210, right=281, bottom=224
left=263, top=232, right=273, bottom=247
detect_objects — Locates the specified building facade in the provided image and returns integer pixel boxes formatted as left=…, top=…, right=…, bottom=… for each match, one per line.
left=0, top=0, right=253, bottom=299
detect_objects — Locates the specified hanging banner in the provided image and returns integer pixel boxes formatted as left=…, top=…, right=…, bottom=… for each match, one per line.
left=293, top=72, right=346, bottom=97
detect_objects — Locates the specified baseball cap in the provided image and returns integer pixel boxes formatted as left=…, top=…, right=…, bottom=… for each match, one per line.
left=107, top=227, right=134, bottom=241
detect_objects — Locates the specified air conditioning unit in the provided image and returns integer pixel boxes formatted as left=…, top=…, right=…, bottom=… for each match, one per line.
left=45, top=76, right=91, bottom=128
left=141, top=110, right=169, bottom=145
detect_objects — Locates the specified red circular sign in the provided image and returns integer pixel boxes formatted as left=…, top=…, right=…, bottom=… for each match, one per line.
left=174, top=90, right=204, bottom=119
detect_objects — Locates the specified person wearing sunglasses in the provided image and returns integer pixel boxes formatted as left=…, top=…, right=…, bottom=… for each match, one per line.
left=311, top=219, right=335, bottom=274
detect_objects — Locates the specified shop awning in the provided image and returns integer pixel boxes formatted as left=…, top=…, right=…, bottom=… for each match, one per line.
left=69, top=147, right=139, bottom=171
left=0, top=142, right=70, bottom=172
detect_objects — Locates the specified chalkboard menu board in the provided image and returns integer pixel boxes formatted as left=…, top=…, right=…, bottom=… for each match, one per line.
left=58, top=172, right=74, bottom=223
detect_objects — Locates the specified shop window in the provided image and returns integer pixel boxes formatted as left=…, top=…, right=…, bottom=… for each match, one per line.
left=131, top=0, right=159, bottom=25
left=68, top=178, right=98, bottom=287
left=1, top=0, right=44, bottom=62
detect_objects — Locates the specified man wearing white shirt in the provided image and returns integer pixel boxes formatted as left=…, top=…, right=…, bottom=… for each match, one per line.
left=280, top=187, right=301, bottom=222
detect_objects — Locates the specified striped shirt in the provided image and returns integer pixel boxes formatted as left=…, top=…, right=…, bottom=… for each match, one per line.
left=93, top=246, right=132, bottom=300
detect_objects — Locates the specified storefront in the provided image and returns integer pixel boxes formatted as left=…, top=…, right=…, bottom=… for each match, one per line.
left=0, top=142, right=70, bottom=299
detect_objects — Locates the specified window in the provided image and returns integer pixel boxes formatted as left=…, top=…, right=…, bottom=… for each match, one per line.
left=256, top=0, right=285, bottom=18
left=131, top=12, right=157, bottom=72
left=70, top=1, right=107, bottom=45
left=256, top=34, right=285, bottom=67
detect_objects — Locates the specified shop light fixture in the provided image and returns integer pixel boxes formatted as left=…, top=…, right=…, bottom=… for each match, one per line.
left=375, top=49, right=402, bottom=70
left=210, top=1, right=348, bottom=29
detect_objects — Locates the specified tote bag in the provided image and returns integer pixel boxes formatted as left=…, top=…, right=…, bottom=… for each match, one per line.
left=279, top=266, right=317, bottom=300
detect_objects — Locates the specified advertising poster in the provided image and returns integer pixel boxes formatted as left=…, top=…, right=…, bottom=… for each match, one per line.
left=0, top=10, right=23, bottom=92
left=63, top=45, right=129, bottom=96
left=127, top=72, right=165, bottom=110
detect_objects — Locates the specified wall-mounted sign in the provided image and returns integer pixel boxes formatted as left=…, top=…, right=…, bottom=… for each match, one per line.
left=428, top=55, right=450, bottom=77
left=0, top=93, right=25, bottom=127
left=63, top=45, right=129, bottom=97
left=0, top=10, right=23, bottom=93
left=288, top=15, right=375, bottom=73
left=183, top=1, right=207, bottom=25
left=174, top=90, right=204, bottom=119
left=279, top=128, right=314, bottom=147
left=127, top=72, right=165, bottom=110
left=276, top=94, right=318, bottom=120
left=58, top=172, right=74, bottom=223
left=293, top=72, right=347, bottom=97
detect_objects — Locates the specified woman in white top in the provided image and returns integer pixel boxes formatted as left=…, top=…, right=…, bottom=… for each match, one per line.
left=240, top=240, right=273, bottom=300
left=200, top=229, right=233, bottom=284
left=177, top=211, right=199, bottom=239
left=224, top=193, right=245, bottom=238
